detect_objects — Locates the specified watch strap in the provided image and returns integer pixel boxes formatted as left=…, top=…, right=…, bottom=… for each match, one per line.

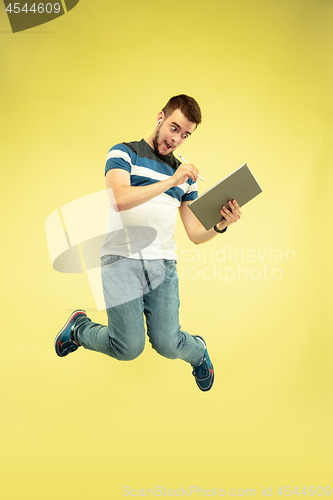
left=214, top=225, right=227, bottom=234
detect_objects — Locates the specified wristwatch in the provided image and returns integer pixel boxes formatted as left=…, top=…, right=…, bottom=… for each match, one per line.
left=214, top=225, right=228, bottom=234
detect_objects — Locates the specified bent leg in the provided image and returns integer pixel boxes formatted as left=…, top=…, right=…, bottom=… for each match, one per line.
left=144, top=260, right=205, bottom=366
left=74, top=297, right=146, bottom=361
left=74, top=255, right=147, bottom=361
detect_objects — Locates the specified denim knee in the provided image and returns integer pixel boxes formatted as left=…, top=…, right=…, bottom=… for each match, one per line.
left=150, top=337, right=180, bottom=360
left=113, top=338, right=145, bottom=361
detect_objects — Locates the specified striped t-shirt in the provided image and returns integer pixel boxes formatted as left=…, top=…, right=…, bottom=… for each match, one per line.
left=100, top=139, right=198, bottom=260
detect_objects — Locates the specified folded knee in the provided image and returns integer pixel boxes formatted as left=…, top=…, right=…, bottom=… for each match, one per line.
left=150, top=339, right=179, bottom=360
left=115, top=341, right=145, bottom=361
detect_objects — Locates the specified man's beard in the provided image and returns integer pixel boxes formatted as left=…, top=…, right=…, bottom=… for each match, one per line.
left=153, top=128, right=171, bottom=157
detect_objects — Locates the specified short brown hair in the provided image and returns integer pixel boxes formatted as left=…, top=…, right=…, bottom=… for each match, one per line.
left=162, top=94, right=202, bottom=126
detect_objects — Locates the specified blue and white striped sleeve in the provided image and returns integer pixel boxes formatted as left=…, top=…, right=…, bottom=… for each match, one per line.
left=105, top=144, right=133, bottom=175
left=182, top=180, right=198, bottom=202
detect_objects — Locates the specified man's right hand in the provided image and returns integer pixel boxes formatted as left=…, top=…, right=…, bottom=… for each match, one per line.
left=171, top=163, right=200, bottom=186
left=106, top=162, right=201, bottom=212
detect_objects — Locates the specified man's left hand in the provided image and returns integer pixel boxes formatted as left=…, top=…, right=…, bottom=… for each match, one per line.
left=216, top=199, right=242, bottom=230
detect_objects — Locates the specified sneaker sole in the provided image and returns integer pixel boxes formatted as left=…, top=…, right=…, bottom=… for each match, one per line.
left=54, top=309, right=86, bottom=357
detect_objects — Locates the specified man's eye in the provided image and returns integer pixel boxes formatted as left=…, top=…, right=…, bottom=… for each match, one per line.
left=182, top=134, right=188, bottom=139
left=171, top=126, right=176, bottom=131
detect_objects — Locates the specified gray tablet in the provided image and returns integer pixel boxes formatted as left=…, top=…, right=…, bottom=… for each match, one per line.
left=188, top=163, right=262, bottom=230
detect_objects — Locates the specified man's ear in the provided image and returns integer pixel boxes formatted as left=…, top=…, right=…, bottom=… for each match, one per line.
left=156, top=111, right=164, bottom=123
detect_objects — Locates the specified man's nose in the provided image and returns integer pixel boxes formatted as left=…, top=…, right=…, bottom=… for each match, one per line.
left=171, top=133, right=179, bottom=144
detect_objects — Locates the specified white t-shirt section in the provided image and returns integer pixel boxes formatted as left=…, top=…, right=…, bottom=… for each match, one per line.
left=100, top=140, right=198, bottom=261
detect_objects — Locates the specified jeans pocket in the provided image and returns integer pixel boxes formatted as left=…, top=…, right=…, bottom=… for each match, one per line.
left=101, top=254, right=122, bottom=269
left=163, top=259, right=177, bottom=270
left=163, top=260, right=178, bottom=282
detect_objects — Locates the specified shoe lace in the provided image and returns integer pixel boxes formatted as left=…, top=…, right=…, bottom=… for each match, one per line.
left=192, top=357, right=209, bottom=378
left=61, top=339, right=78, bottom=354
left=65, top=345, right=78, bottom=354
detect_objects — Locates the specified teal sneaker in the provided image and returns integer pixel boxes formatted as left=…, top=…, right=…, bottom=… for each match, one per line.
left=192, top=336, right=214, bottom=391
left=54, top=310, right=86, bottom=357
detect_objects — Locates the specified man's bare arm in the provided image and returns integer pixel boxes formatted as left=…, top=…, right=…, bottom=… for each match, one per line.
left=179, top=199, right=242, bottom=244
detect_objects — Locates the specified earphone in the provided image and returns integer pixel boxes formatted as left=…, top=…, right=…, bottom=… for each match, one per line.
left=156, top=119, right=162, bottom=127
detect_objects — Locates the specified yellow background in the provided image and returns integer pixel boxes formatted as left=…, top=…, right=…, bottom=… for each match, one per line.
left=1, top=0, right=332, bottom=498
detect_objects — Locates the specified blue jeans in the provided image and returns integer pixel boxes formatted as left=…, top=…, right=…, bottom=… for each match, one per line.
left=74, top=255, right=205, bottom=366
